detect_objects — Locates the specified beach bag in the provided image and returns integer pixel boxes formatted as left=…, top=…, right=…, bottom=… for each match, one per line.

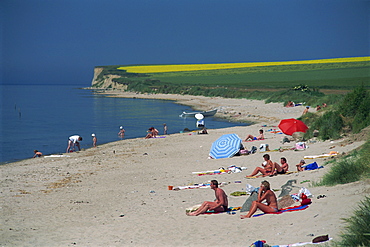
left=295, top=142, right=306, bottom=150
left=250, top=146, right=257, bottom=154
left=259, top=144, right=269, bottom=152
left=304, top=162, right=318, bottom=170
left=312, top=235, right=329, bottom=243
left=245, top=184, right=256, bottom=193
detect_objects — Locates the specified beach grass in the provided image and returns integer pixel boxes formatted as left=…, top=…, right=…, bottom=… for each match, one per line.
left=333, top=197, right=370, bottom=247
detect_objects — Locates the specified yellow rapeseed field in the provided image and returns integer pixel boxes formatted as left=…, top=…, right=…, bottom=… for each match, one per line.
left=117, top=56, right=370, bottom=74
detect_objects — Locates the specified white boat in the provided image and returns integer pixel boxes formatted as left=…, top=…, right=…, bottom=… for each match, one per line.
left=179, top=109, right=217, bottom=118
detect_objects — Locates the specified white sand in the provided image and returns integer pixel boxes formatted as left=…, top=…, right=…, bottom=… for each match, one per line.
left=1, top=92, right=369, bottom=247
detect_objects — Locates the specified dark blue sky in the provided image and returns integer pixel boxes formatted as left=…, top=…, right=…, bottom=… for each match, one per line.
left=1, top=0, right=369, bottom=85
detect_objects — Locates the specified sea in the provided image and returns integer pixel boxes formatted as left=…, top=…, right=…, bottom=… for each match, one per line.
left=0, top=84, right=248, bottom=164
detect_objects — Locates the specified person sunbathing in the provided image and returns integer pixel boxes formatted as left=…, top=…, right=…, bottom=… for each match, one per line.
left=296, top=160, right=306, bottom=171
left=285, top=101, right=294, bottom=107
left=246, top=154, right=274, bottom=177
left=187, top=180, right=228, bottom=216
left=240, top=180, right=278, bottom=218
left=244, top=129, right=264, bottom=142
left=272, top=157, right=289, bottom=175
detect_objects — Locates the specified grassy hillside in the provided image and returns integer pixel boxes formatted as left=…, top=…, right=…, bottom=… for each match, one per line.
left=94, top=57, right=370, bottom=92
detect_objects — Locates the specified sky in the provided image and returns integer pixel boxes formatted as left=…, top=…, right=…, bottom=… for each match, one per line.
left=1, top=0, right=369, bottom=86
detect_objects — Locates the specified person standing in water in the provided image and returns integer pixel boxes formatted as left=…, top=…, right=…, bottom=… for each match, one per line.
left=118, top=126, right=125, bottom=139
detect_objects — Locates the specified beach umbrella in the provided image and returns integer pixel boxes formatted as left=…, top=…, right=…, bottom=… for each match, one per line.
left=209, top=133, right=242, bottom=159
left=278, top=118, right=308, bottom=136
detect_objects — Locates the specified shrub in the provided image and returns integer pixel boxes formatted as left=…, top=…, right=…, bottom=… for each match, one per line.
left=333, top=197, right=370, bottom=247
left=308, top=111, right=343, bottom=140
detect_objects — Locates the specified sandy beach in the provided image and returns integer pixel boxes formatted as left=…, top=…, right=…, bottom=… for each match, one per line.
left=1, top=92, right=369, bottom=247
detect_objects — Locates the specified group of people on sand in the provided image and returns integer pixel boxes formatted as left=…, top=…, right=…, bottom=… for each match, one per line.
left=145, top=127, right=159, bottom=139
left=246, top=154, right=307, bottom=177
left=187, top=179, right=278, bottom=219
left=145, top=124, right=169, bottom=139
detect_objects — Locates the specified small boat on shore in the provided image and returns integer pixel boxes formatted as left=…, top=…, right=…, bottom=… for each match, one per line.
left=179, top=109, right=217, bottom=118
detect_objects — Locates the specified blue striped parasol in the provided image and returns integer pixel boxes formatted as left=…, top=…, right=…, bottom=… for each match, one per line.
left=209, top=133, right=242, bottom=159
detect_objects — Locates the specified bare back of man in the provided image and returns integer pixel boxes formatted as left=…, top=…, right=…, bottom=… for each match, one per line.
left=187, top=180, right=228, bottom=216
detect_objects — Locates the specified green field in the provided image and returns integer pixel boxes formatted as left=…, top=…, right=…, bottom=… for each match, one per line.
left=151, top=66, right=369, bottom=89
left=101, top=61, right=370, bottom=91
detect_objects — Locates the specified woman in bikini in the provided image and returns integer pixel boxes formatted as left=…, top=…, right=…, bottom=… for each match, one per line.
left=240, top=180, right=278, bottom=219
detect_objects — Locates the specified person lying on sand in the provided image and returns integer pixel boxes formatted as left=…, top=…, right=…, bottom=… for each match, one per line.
left=244, top=129, right=264, bottom=142
left=187, top=180, right=228, bottom=216
left=272, top=157, right=289, bottom=175
left=246, top=154, right=274, bottom=177
left=296, top=160, right=306, bottom=171
left=240, top=180, right=278, bottom=219
left=285, top=101, right=294, bottom=107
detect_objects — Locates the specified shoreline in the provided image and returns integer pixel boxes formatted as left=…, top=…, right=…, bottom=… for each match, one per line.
left=89, top=89, right=305, bottom=125
left=2, top=91, right=369, bottom=246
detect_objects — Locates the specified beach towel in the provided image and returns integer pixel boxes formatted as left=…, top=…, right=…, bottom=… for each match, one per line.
left=274, top=237, right=332, bottom=246
left=204, top=206, right=241, bottom=214
left=192, top=169, right=230, bottom=176
left=303, top=162, right=321, bottom=171
left=245, top=139, right=265, bottom=142
left=193, top=166, right=246, bottom=176
left=175, top=181, right=228, bottom=190
left=304, top=152, right=338, bottom=159
left=186, top=205, right=241, bottom=214
left=253, top=204, right=309, bottom=217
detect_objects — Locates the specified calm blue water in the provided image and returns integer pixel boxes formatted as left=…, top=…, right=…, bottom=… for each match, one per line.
left=0, top=84, right=247, bottom=164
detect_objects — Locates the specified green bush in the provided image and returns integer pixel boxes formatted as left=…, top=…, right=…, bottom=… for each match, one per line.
left=306, top=111, right=343, bottom=140
left=332, top=197, right=370, bottom=247
left=336, top=85, right=370, bottom=133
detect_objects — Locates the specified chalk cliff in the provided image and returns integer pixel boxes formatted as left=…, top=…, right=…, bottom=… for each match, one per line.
left=91, top=67, right=127, bottom=90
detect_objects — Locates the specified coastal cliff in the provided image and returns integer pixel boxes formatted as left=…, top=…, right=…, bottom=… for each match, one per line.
left=91, top=67, right=128, bottom=90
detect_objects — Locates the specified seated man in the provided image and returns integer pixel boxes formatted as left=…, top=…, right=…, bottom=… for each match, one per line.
left=272, top=157, right=289, bottom=175
left=187, top=180, right=228, bottom=216
left=240, top=180, right=278, bottom=218
left=246, top=154, right=274, bottom=177
left=244, top=129, right=264, bottom=142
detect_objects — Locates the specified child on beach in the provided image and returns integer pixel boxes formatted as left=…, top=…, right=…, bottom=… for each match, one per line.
left=92, top=133, right=97, bottom=147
